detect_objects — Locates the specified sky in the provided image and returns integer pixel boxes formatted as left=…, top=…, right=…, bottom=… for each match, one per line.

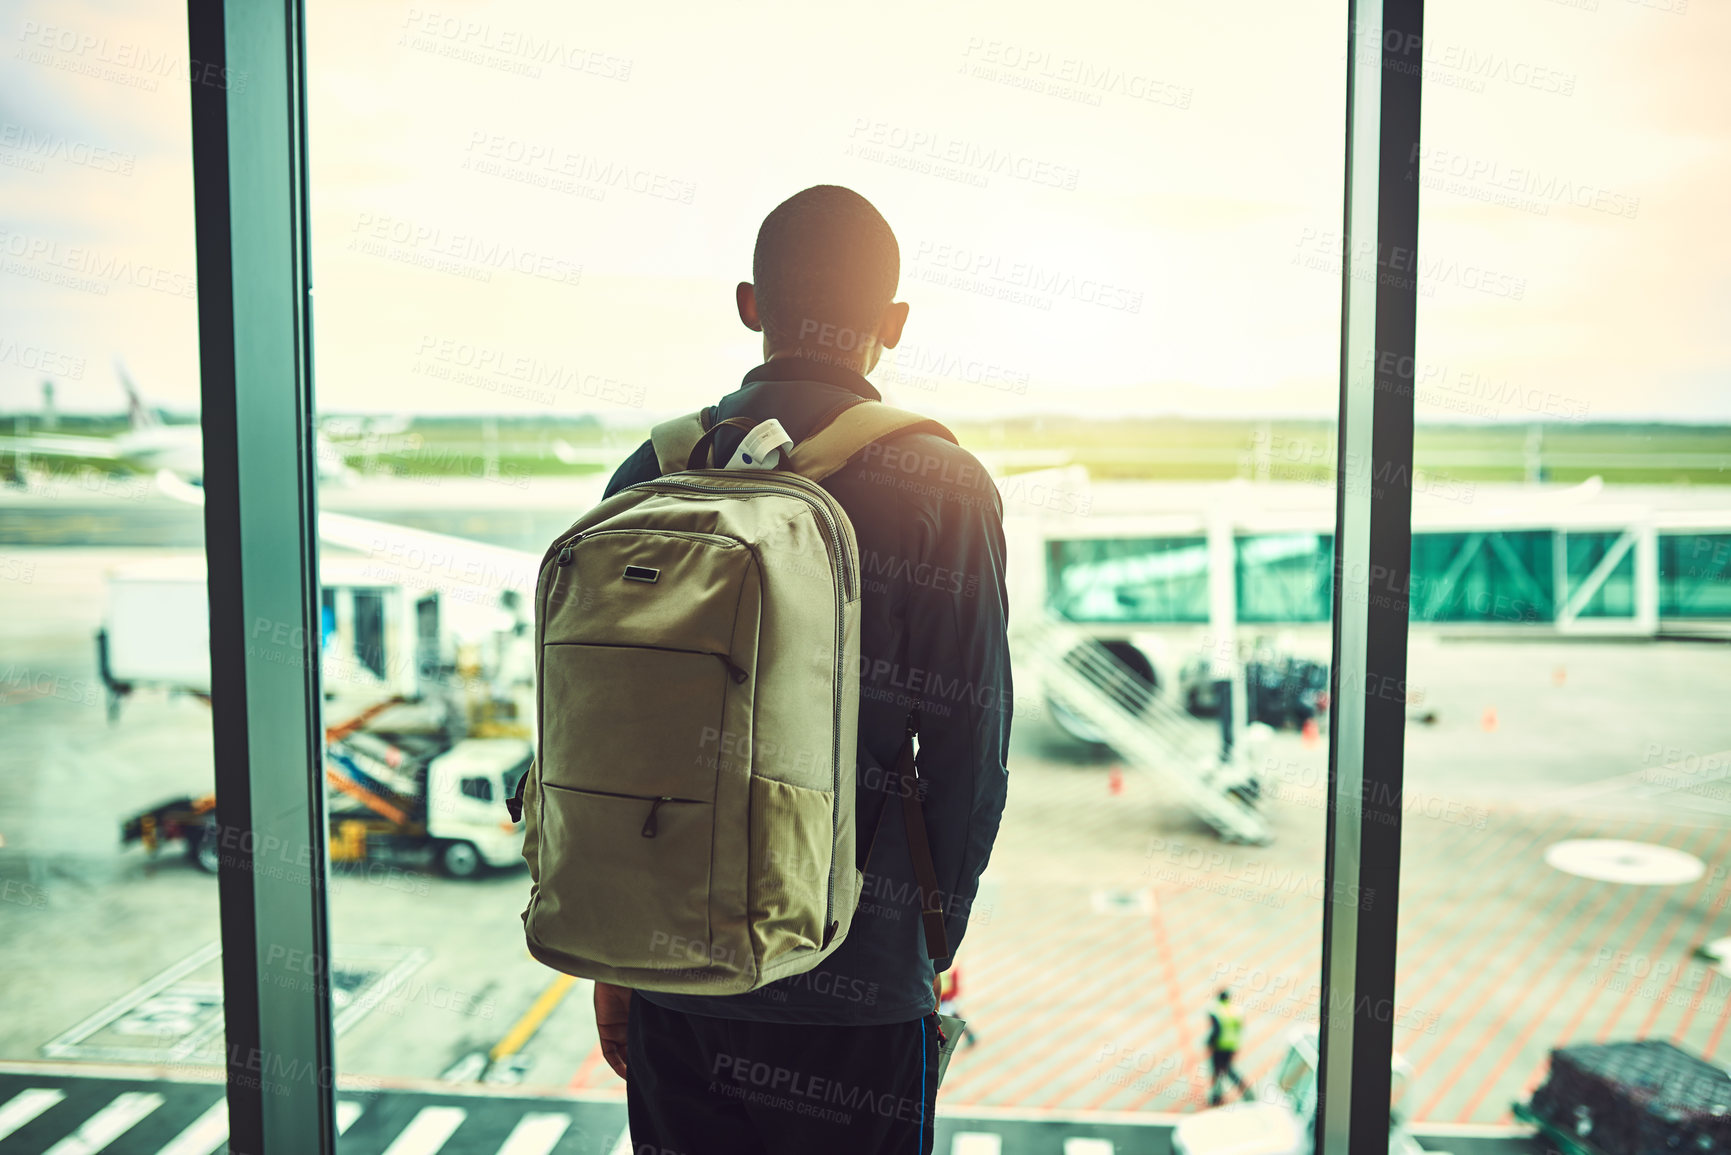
left=1, top=0, right=1726, bottom=422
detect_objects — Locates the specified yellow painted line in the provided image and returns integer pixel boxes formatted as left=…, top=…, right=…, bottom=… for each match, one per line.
left=490, top=975, right=577, bottom=1062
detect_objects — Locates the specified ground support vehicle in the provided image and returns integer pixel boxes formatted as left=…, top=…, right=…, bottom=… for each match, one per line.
left=1170, top=1028, right=1448, bottom=1155
left=122, top=713, right=530, bottom=879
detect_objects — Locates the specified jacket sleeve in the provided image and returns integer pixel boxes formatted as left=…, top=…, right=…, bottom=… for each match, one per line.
left=904, top=466, right=1013, bottom=971
left=604, top=439, right=658, bottom=498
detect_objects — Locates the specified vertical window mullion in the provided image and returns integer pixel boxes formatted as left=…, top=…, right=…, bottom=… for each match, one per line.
left=1318, top=2, right=1422, bottom=1153
left=187, top=0, right=333, bottom=1152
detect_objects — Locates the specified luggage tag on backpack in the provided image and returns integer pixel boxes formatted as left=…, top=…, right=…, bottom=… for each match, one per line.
left=723, top=418, right=793, bottom=471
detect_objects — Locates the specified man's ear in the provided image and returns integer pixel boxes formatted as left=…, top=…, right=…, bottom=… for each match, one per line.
left=737, top=282, right=763, bottom=332
left=877, top=300, right=910, bottom=349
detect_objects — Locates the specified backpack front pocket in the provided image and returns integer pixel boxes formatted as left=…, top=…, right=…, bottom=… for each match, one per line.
left=540, top=642, right=736, bottom=800
left=529, top=782, right=723, bottom=973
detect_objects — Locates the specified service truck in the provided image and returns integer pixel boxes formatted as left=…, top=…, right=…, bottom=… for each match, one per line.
left=1170, top=1028, right=1448, bottom=1155
left=123, top=731, right=530, bottom=879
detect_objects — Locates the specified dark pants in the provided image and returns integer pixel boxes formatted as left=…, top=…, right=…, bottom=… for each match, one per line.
left=1208, top=1049, right=1250, bottom=1106
left=626, top=992, right=939, bottom=1155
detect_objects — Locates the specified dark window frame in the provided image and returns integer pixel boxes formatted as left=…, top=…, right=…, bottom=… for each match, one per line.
left=185, top=2, right=1422, bottom=1150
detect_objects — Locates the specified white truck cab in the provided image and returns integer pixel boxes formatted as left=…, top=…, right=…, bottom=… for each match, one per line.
left=1171, top=1028, right=1444, bottom=1155
left=423, top=738, right=532, bottom=877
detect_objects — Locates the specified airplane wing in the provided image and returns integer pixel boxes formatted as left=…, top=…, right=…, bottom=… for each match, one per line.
left=0, top=433, right=124, bottom=460
left=154, top=470, right=543, bottom=598
left=551, top=438, right=634, bottom=467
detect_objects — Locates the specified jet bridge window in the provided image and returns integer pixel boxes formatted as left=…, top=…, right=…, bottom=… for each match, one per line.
left=1659, top=533, right=1731, bottom=618
left=1046, top=536, right=1210, bottom=623
left=352, top=588, right=388, bottom=680
left=1237, top=533, right=1333, bottom=623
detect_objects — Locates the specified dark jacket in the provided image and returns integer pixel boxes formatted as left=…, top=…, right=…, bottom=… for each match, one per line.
left=604, top=356, right=1013, bottom=1025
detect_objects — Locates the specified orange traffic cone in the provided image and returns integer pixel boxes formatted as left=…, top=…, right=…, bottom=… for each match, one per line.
left=1108, top=766, right=1124, bottom=795
left=1301, top=718, right=1320, bottom=748
left=1481, top=706, right=1498, bottom=732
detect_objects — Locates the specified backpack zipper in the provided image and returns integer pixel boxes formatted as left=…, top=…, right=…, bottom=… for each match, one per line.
left=633, top=476, right=855, bottom=600
left=543, top=640, right=748, bottom=684
left=631, top=473, right=854, bottom=944
left=641, top=796, right=673, bottom=837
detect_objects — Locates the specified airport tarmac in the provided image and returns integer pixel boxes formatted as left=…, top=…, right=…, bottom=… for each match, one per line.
left=2, top=543, right=1729, bottom=1143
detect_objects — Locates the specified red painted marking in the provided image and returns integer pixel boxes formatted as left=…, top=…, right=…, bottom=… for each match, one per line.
left=958, top=887, right=1237, bottom=1106
left=1600, top=832, right=1725, bottom=1041
left=1445, top=823, right=1719, bottom=1122
left=567, top=1043, right=607, bottom=1090
left=1393, top=812, right=1585, bottom=1067
left=1703, top=978, right=1731, bottom=1058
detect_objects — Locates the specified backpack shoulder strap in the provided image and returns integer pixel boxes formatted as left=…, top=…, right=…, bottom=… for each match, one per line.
left=785, top=400, right=957, bottom=483
left=648, top=407, right=714, bottom=475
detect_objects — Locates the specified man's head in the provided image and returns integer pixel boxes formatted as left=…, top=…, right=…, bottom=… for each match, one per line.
left=737, top=185, right=908, bottom=374
left=1217, top=989, right=1231, bottom=1003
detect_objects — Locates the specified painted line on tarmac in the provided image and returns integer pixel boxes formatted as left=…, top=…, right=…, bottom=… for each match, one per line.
left=491, top=974, right=577, bottom=1063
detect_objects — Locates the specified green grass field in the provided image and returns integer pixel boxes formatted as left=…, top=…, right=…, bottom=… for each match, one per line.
left=361, top=416, right=1731, bottom=486
left=5, top=414, right=1727, bottom=486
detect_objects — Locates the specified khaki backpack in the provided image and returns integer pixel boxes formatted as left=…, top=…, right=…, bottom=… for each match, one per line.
left=509, top=398, right=957, bottom=994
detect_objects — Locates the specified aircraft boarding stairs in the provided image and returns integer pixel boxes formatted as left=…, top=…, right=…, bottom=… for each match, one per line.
left=1019, top=615, right=1272, bottom=844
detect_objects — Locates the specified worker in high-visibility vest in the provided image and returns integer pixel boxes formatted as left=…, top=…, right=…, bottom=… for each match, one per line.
left=1205, top=989, right=1252, bottom=1106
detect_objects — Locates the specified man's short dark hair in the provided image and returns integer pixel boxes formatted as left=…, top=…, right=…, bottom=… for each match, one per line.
left=1218, top=988, right=1230, bottom=1001
left=752, top=185, right=899, bottom=352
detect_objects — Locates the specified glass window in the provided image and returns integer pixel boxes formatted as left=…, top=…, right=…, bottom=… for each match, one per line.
left=1397, top=0, right=1731, bottom=1139
left=0, top=0, right=231, bottom=1145
left=1237, top=533, right=1333, bottom=623
left=299, top=0, right=1344, bottom=1143
left=1659, top=534, right=1731, bottom=619
left=1047, top=536, right=1211, bottom=623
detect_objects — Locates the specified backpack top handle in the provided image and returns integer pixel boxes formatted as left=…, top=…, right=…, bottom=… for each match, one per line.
left=649, top=399, right=956, bottom=481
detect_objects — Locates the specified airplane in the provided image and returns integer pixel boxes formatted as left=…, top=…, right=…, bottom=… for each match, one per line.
left=1, top=362, right=357, bottom=486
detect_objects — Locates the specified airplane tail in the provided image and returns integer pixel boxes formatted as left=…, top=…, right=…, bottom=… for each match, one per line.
left=116, top=360, right=159, bottom=430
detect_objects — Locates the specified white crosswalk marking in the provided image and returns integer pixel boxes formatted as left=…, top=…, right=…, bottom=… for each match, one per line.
left=608, top=1125, right=634, bottom=1155
left=336, top=1100, right=365, bottom=1135
left=952, top=1134, right=1003, bottom=1155
left=152, top=1099, right=227, bottom=1155
left=0, top=1088, right=66, bottom=1142
left=495, top=1112, right=571, bottom=1155
left=1064, top=1140, right=1115, bottom=1155
left=379, top=1105, right=466, bottom=1155
left=44, top=1092, right=164, bottom=1154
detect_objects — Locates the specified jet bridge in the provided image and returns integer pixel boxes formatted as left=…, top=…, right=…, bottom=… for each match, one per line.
left=1019, top=613, right=1271, bottom=844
